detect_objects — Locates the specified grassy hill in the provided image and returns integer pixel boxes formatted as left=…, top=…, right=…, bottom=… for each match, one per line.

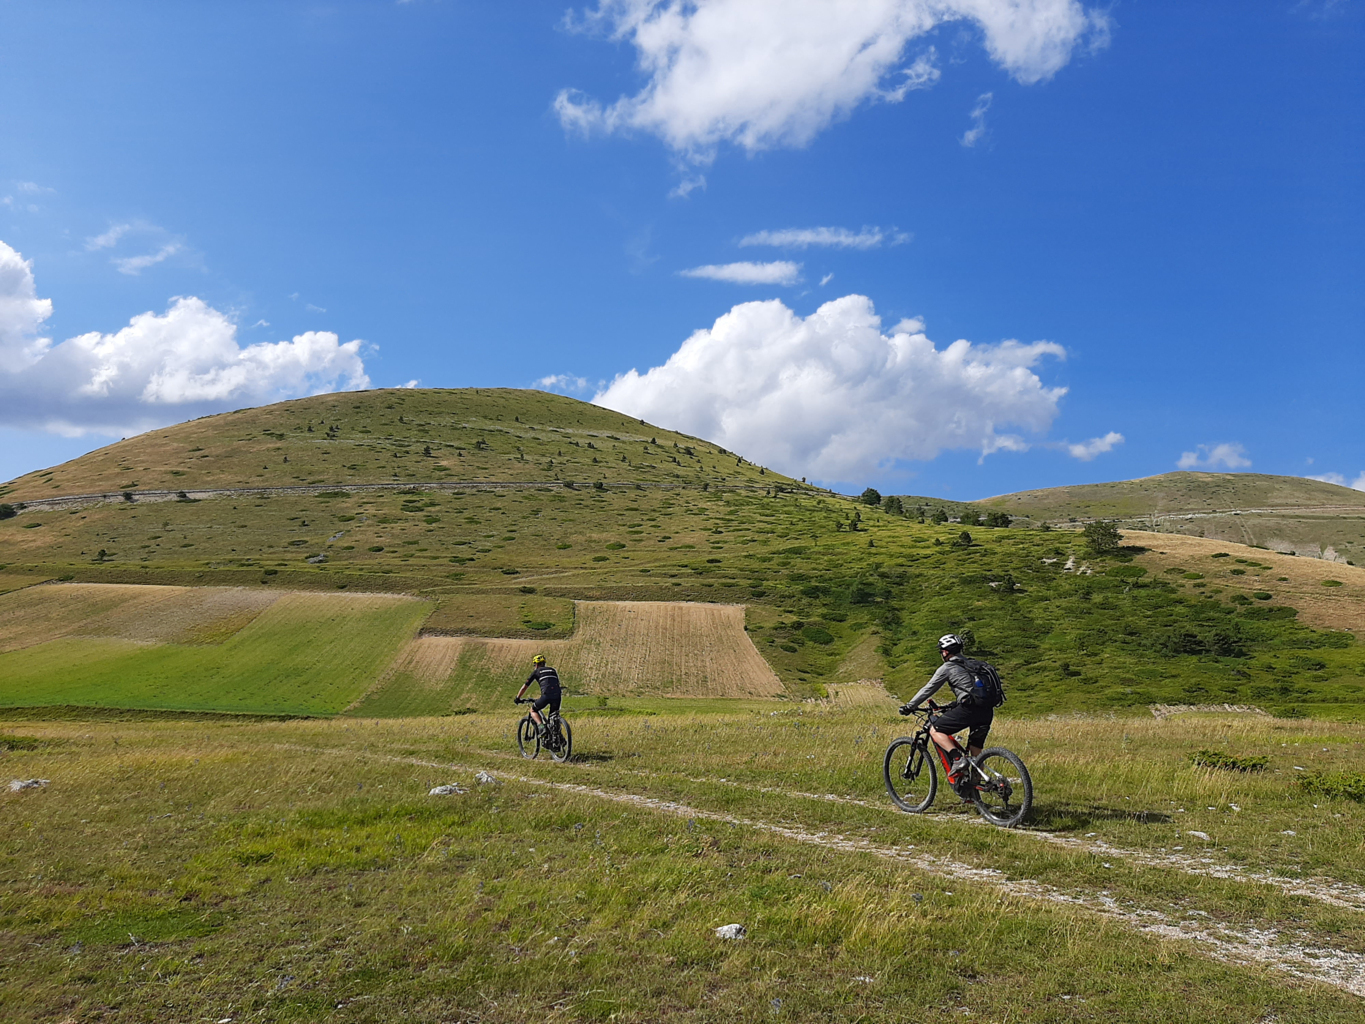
left=975, top=472, right=1365, bottom=563
left=0, top=387, right=790, bottom=503
left=1, top=389, right=1363, bottom=720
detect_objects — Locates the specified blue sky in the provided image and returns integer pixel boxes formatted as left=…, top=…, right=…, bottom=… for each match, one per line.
left=1, top=0, right=1361, bottom=499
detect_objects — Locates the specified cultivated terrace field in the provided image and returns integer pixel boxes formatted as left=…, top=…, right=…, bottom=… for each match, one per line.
left=3, top=389, right=1365, bottom=1021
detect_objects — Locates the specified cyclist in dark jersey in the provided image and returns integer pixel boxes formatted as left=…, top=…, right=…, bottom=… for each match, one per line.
left=515, top=654, right=562, bottom=734
left=900, top=633, right=994, bottom=791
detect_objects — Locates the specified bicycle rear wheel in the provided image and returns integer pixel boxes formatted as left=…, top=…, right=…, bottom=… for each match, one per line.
left=516, top=715, right=540, bottom=759
left=883, top=737, right=936, bottom=812
left=969, top=747, right=1032, bottom=827
left=550, top=716, right=572, bottom=762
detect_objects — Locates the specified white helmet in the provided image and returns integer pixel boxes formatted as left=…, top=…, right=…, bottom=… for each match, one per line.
left=938, top=633, right=965, bottom=651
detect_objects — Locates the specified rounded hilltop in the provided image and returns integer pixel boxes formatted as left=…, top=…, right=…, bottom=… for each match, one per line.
left=0, top=388, right=800, bottom=503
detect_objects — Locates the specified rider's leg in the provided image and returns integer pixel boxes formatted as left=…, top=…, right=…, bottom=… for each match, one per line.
left=530, top=709, right=544, bottom=728
left=929, top=728, right=960, bottom=754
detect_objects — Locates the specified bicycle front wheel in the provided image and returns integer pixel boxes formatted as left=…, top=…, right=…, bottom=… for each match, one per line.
left=517, top=715, right=540, bottom=759
left=969, top=747, right=1032, bottom=827
left=550, top=717, right=572, bottom=762
left=883, top=737, right=936, bottom=813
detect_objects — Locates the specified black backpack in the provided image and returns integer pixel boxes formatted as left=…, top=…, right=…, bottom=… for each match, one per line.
left=962, top=657, right=1006, bottom=708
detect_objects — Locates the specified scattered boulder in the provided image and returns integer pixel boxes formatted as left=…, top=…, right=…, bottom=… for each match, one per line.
left=714, top=923, right=746, bottom=940
left=9, top=779, right=49, bottom=792
left=429, top=784, right=467, bottom=796
left=475, top=771, right=499, bottom=785
left=1185, top=830, right=1212, bottom=841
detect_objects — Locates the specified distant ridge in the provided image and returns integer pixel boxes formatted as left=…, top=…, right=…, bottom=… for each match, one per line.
left=978, top=471, right=1365, bottom=563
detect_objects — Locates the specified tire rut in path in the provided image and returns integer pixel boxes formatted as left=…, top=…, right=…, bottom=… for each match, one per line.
left=283, top=742, right=1365, bottom=999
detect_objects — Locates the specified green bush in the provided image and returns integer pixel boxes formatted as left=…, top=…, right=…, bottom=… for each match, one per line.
left=1190, top=749, right=1268, bottom=773
left=800, top=625, right=835, bottom=645
left=1082, top=520, right=1122, bottom=555
left=0, top=503, right=15, bottom=520
left=859, top=487, right=882, bottom=507
left=1298, top=770, right=1365, bottom=802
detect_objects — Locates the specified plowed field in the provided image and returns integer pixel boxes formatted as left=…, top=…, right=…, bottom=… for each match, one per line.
left=356, top=600, right=783, bottom=714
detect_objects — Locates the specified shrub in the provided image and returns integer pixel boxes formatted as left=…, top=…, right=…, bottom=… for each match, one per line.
left=605, top=542, right=625, bottom=550
left=1298, top=770, right=1365, bottom=802
left=955, top=531, right=973, bottom=547
left=1082, top=520, right=1122, bottom=555
left=368, top=545, right=385, bottom=552
left=1323, top=580, right=1343, bottom=588
left=801, top=625, right=835, bottom=645
left=0, top=503, right=14, bottom=520
left=519, top=586, right=537, bottom=594
left=859, top=487, right=882, bottom=507
left=959, top=509, right=981, bottom=527
left=1190, top=749, right=1268, bottom=772
left=930, top=507, right=949, bottom=524
left=1253, top=592, right=1272, bottom=601
left=984, top=510, right=1012, bottom=528
left=881, top=495, right=904, bottom=515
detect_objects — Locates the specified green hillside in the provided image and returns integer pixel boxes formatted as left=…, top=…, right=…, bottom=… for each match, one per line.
left=0, top=387, right=794, bottom=503
left=974, top=472, right=1365, bottom=563
left=1, top=388, right=1363, bottom=718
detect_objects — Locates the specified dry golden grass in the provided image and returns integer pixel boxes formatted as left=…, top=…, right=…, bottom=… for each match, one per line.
left=823, top=679, right=896, bottom=707
left=1128, top=529, right=1365, bottom=632
left=459, top=600, right=784, bottom=699
left=0, top=575, right=48, bottom=596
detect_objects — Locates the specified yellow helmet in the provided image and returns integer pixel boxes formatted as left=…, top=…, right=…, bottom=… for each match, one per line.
left=532, top=654, right=546, bottom=666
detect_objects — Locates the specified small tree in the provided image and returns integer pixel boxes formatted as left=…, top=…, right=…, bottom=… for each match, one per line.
left=1082, top=520, right=1123, bottom=555
left=860, top=487, right=882, bottom=507
left=0, top=503, right=15, bottom=520
left=930, top=507, right=949, bottom=524
left=984, top=510, right=1012, bottom=528
left=959, top=509, right=981, bottom=527
left=956, top=530, right=973, bottom=547
left=881, top=494, right=904, bottom=515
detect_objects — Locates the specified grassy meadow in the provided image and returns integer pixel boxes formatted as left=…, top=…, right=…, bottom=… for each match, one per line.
left=3, top=706, right=1365, bottom=1022
left=4, top=475, right=1363, bottom=714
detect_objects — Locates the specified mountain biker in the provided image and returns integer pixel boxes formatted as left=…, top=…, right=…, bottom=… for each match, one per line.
left=515, top=654, right=561, bottom=735
left=899, top=634, right=993, bottom=791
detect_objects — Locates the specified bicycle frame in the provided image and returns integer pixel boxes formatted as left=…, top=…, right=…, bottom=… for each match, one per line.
left=908, top=708, right=986, bottom=785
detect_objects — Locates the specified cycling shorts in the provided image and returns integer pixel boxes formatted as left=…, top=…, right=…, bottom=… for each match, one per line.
left=530, top=689, right=561, bottom=714
left=931, top=701, right=992, bottom=749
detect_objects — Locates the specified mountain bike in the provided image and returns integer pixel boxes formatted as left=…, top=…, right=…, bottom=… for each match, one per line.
left=883, top=702, right=1032, bottom=827
left=514, top=699, right=572, bottom=762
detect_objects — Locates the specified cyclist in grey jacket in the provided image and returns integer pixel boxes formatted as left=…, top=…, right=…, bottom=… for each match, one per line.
left=900, top=633, right=994, bottom=782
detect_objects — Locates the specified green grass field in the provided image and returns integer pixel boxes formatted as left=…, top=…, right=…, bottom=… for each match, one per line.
left=3, top=707, right=1364, bottom=1022
left=0, top=594, right=430, bottom=715
left=3, top=474, right=1363, bottom=715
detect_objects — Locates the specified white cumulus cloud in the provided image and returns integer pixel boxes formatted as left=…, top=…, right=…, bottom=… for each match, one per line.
left=679, top=261, right=802, bottom=285
left=594, top=294, right=1069, bottom=483
left=1178, top=443, right=1251, bottom=471
left=0, top=239, right=370, bottom=437
left=556, top=0, right=1110, bottom=162
left=739, top=226, right=907, bottom=250
left=1066, top=431, right=1123, bottom=461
